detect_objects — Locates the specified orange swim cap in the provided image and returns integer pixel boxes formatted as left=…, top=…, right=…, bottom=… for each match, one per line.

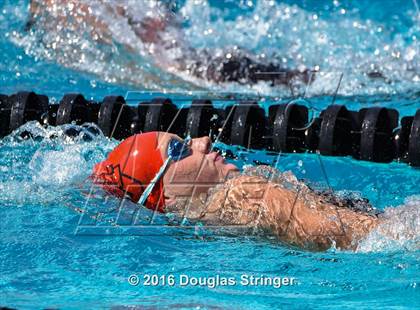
left=92, top=132, right=165, bottom=212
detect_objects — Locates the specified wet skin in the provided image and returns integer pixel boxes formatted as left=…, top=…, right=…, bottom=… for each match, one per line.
left=156, top=132, right=380, bottom=251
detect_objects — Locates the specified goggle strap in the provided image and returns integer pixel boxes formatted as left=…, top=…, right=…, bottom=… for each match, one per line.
left=137, top=156, right=172, bottom=207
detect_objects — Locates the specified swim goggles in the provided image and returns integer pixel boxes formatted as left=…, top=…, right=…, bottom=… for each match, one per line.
left=137, top=136, right=192, bottom=207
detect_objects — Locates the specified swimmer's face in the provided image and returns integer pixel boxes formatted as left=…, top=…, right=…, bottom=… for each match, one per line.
left=157, top=132, right=239, bottom=203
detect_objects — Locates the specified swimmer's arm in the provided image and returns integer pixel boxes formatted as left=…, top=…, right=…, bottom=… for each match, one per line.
left=200, top=175, right=328, bottom=248
left=29, top=0, right=113, bottom=44
left=262, top=183, right=381, bottom=250
left=203, top=175, right=378, bottom=250
left=28, top=0, right=167, bottom=45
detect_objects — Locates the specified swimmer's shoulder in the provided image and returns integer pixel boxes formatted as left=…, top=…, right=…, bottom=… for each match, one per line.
left=210, top=169, right=294, bottom=207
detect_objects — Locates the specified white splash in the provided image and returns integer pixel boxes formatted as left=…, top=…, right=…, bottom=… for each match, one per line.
left=7, top=0, right=420, bottom=95
left=357, top=196, right=420, bottom=252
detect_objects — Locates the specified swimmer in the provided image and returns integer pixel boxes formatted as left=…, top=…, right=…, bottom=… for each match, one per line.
left=27, top=0, right=312, bottom=86
left=91, top=132, right=419, bottom=251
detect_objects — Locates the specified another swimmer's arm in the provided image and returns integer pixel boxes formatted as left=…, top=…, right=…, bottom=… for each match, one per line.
left=29, top=0, right=114, bottom=44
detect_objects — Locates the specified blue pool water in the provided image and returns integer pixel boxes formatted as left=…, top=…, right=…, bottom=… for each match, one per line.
left=1, top=0, right=419, bottom=309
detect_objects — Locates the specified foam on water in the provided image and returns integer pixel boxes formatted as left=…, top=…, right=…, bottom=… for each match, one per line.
left=0, top=122, right=116, bottom=207
left=181, top=0, right=420, bottom=96
left=357, top=196, right=420, bottom=252
left=5, top=0, right=420, bottom=96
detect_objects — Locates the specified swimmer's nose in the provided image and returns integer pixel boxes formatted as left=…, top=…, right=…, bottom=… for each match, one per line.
left=191, top=136, right=212, bottom=154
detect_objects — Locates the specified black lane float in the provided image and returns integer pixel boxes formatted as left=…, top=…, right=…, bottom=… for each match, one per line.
left=0, top=91, right=419, bottom=167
